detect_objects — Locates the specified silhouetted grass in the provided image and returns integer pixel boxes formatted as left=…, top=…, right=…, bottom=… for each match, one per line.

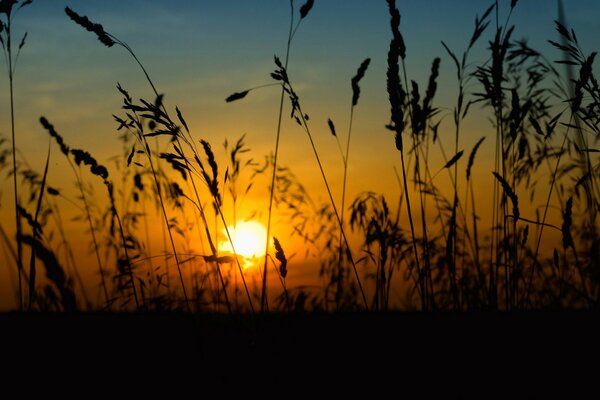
left=1, top=0, right=33, bottom=311
left=0, top=0, right=598, bottom=312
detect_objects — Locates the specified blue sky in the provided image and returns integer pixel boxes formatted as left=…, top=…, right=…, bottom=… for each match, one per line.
left=8, top=1, right=599, bottom=138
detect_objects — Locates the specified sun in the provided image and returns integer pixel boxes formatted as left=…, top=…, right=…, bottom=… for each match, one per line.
left=218, top=221, right=267, bottom=268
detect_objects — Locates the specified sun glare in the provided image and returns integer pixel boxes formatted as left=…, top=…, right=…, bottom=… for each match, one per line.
left=218, top=221, right=268, bottom=268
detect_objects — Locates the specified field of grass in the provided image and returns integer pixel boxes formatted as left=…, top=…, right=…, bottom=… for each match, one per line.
left=0, top=0, right=599, bottom=314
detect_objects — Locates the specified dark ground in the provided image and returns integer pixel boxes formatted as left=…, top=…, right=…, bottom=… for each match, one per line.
left=1, top=312, right=598, bottom=394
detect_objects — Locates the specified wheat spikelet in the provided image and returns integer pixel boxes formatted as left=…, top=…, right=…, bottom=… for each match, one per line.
left=65, top=7, right=115, bottom=48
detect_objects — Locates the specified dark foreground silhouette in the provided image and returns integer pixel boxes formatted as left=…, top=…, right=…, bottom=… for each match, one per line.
left=2, top=311, right=598, bottom=392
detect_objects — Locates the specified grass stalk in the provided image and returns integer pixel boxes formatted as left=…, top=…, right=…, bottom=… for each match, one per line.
left=335, top=107, right=354, bottom=310
left=525, top=123, right=572, bottom=304
left=106, top=181, right=140, bottom=310
left=66, top=6, right=192, bottom=310
left=260, top=0, right=296, bottom=313
left=336, top=57, right=370, bottom=309
left=26, top=139, right=51, bottom=309
left=299, top=105, right=368, bottom=309
left=1, top=9, right=24, bottom=311
left=40, top=117, right=111, bottom=307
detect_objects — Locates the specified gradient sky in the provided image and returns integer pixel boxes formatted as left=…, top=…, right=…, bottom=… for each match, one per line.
left=1, top=0, right=599, bottom=308
left=2, top=0, right=598, bottom=191
left=4, top=0, right=600, bottom=172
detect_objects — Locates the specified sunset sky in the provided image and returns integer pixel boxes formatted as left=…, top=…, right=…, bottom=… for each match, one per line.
left=1, top=0, right=599, bottom=309
left=2, top=0, right=599, bottom=182
left=0, top=1, right=594, bottom=208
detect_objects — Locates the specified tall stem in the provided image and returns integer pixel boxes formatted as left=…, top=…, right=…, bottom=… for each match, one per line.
left=76, top=169, right=110, bottom=306
left=7, top=19, right=23, bottom=311
left=399, top=58, right=427, bottom=310
left=261, top=1, right=295, bottom=313
left=146, top=151, right=190, bottom=311
left=297, top=110, right=369, bottom=310
left=335, top=107, right=354, bottom=310
left=399, top=148, right=425, bottom=310
left=525, top=123, right=572, bottom=304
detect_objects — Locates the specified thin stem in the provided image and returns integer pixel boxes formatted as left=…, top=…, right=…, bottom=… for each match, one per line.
left=111, top=191, right=140, bottom=311
left=6, top=18, right=24, bottom=312
left=469, top=180, right=487, bottom=300
left=261, top=0, right=295, bottom=313
left=525, top=121, right=572, bottom=304
left=336, top=106, right=354, bottom=310
left=399, top=148, right=425, bottom=309
left=76, top=168, right=110, bottom=306
left=489, top=111, right=500, bottom=308
left=296, top=107, right=369, bottom=310
left=399, top=58, right=428, bottom=310
left=146, top=151, right=190, bottom=311
left=180, top=186, right=232, bottom=313
left=499, top=108, right=508, bottom=310
left=27, top=141, right=51, bottom=310
left=218, top=207, right=255, bottom=313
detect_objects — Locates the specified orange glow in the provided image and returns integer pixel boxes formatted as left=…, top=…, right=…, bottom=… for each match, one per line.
left=218, top=221, right=268, bottom=269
